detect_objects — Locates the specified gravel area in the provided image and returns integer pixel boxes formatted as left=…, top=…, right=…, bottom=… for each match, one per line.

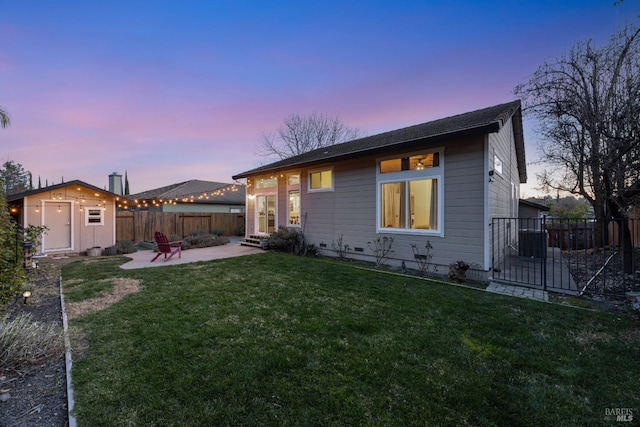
left=0, top=258, right=71, bottom=427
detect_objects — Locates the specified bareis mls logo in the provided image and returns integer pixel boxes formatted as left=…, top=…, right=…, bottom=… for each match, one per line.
left=604, top=408, right=634, bottom=422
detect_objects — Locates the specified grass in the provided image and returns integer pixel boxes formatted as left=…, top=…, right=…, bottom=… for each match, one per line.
left=0, top=312, right=65, bottom=374
left=63, top=252, right=640, bottom=426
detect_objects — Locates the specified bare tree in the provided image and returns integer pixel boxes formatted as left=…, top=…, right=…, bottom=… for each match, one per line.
left=0, top=107, right=9, bottom=128
left=515, top=23, right=640, bottom=272
left=259, top=112, right=365, bottom=160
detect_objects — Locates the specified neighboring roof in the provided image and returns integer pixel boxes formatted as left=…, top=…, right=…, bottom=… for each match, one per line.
left=128, top=180, right=245, bottom=205
left=519, top=199, right=551, bottom=211
left=6, top=179, right=119, bottom=202
left=233, top=100, right=527, bottom=183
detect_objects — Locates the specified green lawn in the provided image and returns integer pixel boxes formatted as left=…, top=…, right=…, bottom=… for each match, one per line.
left=63, top=252, right=639, bottom=426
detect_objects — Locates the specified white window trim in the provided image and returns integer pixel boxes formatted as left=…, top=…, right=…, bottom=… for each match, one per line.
left=308, top=167, right=334, bottom=192
left=376, top=148, right=444, bottom=237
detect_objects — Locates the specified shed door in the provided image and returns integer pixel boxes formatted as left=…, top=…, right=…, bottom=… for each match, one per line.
left=43, top=202, right=72, bottom=251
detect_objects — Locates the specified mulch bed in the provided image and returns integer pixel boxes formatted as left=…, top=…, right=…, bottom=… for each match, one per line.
left=0, top=258, right=72, bottom=427
left=562, top=247, right=640, bottom=300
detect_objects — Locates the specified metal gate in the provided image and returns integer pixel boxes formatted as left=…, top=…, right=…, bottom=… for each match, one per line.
left=491, top=217, right=639, bottom=299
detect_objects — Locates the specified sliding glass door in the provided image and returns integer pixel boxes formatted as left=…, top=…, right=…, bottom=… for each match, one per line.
left=256, top=195, right=276, bottom=234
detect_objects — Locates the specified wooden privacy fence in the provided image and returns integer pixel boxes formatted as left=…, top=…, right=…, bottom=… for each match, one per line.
left=116, top=212, right=245, bottom=242
left=545, top=218, right=640, bottom=250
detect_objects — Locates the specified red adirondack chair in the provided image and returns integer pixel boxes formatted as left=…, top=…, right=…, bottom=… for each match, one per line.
left=151, top=232, right=182, bottom=262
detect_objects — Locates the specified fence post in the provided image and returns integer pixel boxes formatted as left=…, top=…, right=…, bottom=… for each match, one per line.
left=542, top=215, right=547, bottom=292
left=490, top=219, right=494, bottom=280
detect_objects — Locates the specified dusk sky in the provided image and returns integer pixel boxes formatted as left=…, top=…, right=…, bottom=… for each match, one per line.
left=2, top=1, right=639, bottom=197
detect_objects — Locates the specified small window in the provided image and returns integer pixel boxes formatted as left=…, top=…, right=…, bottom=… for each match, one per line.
left=380, top=152, right=439, bottom=174
left=256, top=177, right=278, bottom=189
left=494, top=155, right=503, bottom=175
left=288, top=174, right=300, bottom=185
left=85, top=208, right=105, bottom=226
left=309, top=169, right=333, bottom=191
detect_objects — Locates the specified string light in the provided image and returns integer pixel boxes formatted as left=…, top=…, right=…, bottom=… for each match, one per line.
left=8, top=186, right=111, bottom=213
left=124, top=183, right=244, bottom=209
left=10, top=183, right=247, bottom=213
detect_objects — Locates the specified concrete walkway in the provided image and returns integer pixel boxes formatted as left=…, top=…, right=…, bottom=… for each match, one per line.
left=486, top=282, right=549, bottom=302
left=120, top=242, right=264, bottom=269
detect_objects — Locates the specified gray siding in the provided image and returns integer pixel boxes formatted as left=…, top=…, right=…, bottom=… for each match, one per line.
left=303, top=158, right=375, bottom=247
left=488, top=116, right=520, bottom=218
left=488, top=116, right=522, bottom=269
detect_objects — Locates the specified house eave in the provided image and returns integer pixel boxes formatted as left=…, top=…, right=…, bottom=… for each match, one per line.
left=232, top=122, right=500, bottom=180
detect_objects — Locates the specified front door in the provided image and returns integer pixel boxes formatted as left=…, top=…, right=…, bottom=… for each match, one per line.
left=43, top=201, right=72, bottom=251
left=256, top=195, right=276, bottom=234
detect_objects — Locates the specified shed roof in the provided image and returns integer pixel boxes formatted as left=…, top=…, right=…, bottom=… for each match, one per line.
left=519, top=199, right=550, bottom=212
left=6, top=180, right=119, bottom=202
left=233, top=100, right=526, bottom=182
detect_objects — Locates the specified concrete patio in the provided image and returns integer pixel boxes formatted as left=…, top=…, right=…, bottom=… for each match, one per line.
left=120, top=240, right=264, bottom=270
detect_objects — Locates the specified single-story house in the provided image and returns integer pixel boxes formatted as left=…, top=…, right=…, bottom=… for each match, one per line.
left=7, top=180, right=119, bottom=255
left=126, top=180, right=245, bottom=213
left=232, top=100, right=527, bottom=279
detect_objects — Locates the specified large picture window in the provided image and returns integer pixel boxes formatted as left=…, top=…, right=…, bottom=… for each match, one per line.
left=381, top=179, right=438, bottom=231
left=377, top=149, right=442, bottom=234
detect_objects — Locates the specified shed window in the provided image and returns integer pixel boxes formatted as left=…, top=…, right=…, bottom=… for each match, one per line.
left=85, top=208, right=105, bottom=226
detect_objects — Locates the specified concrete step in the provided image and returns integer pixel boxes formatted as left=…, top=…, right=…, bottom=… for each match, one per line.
left=240, top=235, right=269, bottom=249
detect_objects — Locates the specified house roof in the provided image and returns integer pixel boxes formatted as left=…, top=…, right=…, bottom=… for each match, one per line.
left=127, top=180, right=245, bottom=205
left=6, top=179, right=119, bottom=202
left=232, top=100, right=527, bottom=183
